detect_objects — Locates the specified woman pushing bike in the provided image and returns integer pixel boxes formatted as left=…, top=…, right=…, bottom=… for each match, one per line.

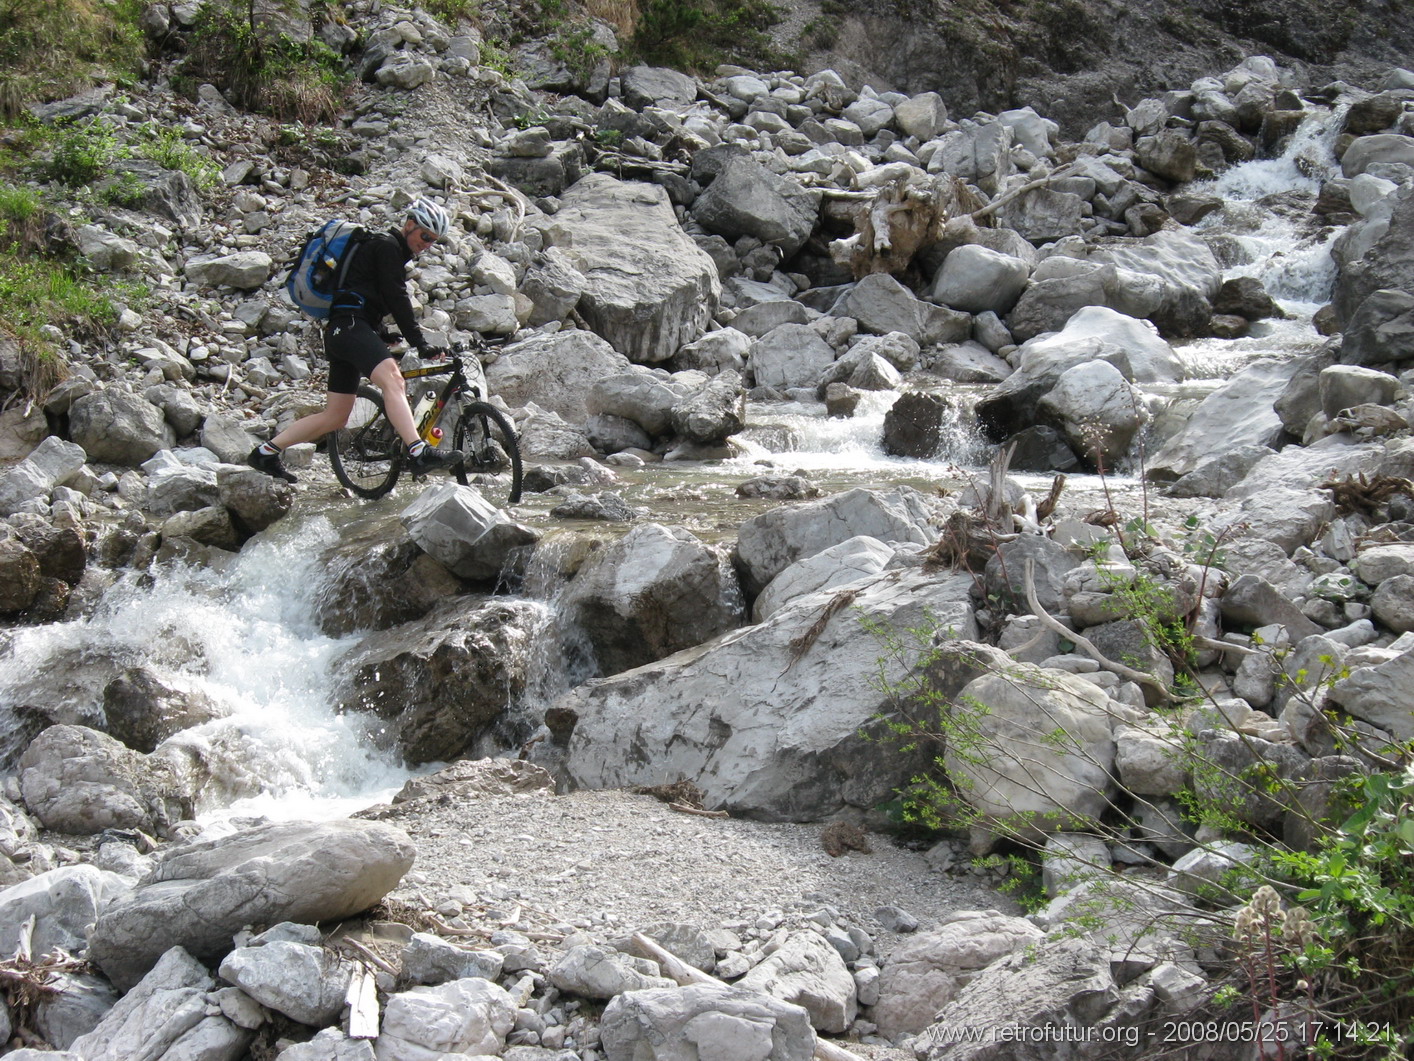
left=248, top=197, right=465, bottom=484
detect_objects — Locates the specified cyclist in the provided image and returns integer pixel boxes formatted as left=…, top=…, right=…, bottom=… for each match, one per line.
left=249, top=197, right=464, bottom=483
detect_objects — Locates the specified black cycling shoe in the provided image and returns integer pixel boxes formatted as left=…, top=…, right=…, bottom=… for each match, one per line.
left=407, top=446, right=464, bottom=474
left=248, top=446, right=298, bottom=483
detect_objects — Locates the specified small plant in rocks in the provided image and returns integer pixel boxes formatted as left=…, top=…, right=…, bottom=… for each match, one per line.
left=137, top=124, right=220, bottom=190
left=628, top=0, right=785, bottom=72
left=41, top=117, right=123, bottom=186
left=0, top=179, right=141, bottom=389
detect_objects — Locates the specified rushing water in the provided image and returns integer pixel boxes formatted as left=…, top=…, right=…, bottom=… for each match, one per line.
left=0, top=105, right=1352, bottom=819
left=0, top=514, right=420, bottom=822
left=1174, top=103, right=1346, bottom=380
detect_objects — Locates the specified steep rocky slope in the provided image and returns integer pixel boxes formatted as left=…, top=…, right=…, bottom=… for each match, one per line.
left=777, top=0, right=1414, bottom=133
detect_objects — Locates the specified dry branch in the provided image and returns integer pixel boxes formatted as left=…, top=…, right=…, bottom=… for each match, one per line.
left=1022, top=559, right=1175, bottom=703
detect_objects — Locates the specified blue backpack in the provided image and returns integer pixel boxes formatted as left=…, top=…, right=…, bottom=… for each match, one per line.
left=285, top=220, right=369, bottom=319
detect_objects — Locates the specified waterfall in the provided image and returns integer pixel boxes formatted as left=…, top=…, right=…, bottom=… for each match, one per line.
left=0, top=517, right=418, bottom=821
left=1195, top=102, right=1348, bottom=308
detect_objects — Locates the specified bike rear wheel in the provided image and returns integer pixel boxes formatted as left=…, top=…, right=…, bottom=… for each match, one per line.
left=453, top=400, right=523, bottom=505
left=330, top=386, right=403, bottom=499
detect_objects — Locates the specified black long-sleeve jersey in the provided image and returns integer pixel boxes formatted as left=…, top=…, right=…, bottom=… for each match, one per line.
left=330, top=228, right=428, bottom=351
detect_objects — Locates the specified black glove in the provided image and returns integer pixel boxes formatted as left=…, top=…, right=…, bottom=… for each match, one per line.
left=418, top=343, right=450, bottom=361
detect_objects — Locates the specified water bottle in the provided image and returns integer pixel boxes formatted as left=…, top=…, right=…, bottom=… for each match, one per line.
left=412, top=388, right=438, bottom=432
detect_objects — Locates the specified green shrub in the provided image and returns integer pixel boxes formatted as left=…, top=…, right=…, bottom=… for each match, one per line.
left=180, top=0, right=347, bottom=123
left=422, top=0, right=480, bottom=23
left=99, top=169, right=147, bottom=208
left=628, top=0, right=785, bottom=72
left=137, top=125, right=220, bottom=189
left=479, top=39, right=514, bottom=75
left=1264, top=770, right=1414, bottom=1055
left=42, top=118, right=123, bottom=186
left=0, top=180, right=143, bottom=395
left=0, top=180, right=40, bottom=232
left=549, top=23, right=610, bottom=80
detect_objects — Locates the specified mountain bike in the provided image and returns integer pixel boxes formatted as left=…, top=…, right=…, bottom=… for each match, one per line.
left=328, top=339, right=523, bottom=504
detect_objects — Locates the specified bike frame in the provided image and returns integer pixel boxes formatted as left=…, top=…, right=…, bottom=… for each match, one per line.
left=400, top=355, right=482, bottom=445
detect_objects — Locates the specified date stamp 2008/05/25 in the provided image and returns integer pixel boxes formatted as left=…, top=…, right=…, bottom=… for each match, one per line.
left=923, top=1019, right=1390, bottom=1049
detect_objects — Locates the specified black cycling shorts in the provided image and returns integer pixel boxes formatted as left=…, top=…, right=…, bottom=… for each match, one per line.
left=324, top=315, right=400, bottom=395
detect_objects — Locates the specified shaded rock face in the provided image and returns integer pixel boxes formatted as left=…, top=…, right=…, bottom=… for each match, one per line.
left=102, top=668, right=228, bottom=754
left=882, top=391, right=950, bottom=458
left=558, top=523, right=744, bottom=677
left=799, top=0, right=1414, bottom=137
left=335, top=596, right=545, bottom=765
left=313, top=513, right=463, bottom=636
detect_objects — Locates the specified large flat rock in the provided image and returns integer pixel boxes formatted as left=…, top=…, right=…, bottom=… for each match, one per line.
left=88, top=819, right=415, bottom=990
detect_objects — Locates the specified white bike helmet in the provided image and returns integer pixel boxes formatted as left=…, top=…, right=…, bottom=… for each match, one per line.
left=406, top=197, right=451, bottom=240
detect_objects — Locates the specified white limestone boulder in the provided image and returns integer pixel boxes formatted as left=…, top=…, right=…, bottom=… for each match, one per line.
left=70, top=947, right=251, bottom=1061
left=929, top=244, right=1031, bottom=315
left=944, top=665, right=1118, bottom=842
left=737, top=931, right=857, bottom=1033
left=734, top=486, right=939, bottom=597
left=752, top=535, right=895, bottom=622
left=376, top=977, right=516, bottom=1059
left=1148, top=357, right=1306, bottom=480
left=87, top=819, right=415, bottom=990
left=543, top=174, right=720, bottom=362
left=600, top=982, right=816, bottom=1061
left=559, top=568, right=977, bottom=821
left=486, top=329, right=632, bottom=425
left=872, top=911, right=1043, bottom=1038
left=400, top=482, right=540, bottom=582
left=0, top=864, right=131, bottom=959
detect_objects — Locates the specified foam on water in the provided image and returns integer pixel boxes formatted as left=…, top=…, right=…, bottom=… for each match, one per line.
left=0, top=517, right=419, bottom=822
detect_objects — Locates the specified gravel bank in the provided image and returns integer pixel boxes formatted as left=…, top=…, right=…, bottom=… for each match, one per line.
left=378, top=787, right=1008, bottom=937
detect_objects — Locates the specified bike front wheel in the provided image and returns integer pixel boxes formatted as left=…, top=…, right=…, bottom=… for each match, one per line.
left=453, top=400, right=523, bottom=505
left=330, top=386, right=403, bottom=499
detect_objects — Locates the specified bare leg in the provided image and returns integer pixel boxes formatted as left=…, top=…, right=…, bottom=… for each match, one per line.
left=370, top=357, right=420, bottom=446
left=269, top=392, right=357, bottom=449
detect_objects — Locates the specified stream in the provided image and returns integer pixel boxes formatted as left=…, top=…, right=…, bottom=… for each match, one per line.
left=0, top=105, right=1348, bottom=823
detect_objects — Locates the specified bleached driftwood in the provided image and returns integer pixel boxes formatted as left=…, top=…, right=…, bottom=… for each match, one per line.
left=630, top=932, right=867, bottom=1061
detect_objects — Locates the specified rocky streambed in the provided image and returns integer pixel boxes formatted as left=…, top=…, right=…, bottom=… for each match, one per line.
left=2, top=0, right=1414, bottom=1057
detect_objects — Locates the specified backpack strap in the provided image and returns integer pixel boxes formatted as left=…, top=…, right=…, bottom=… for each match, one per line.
left=329, top=227, right=369, bottom=303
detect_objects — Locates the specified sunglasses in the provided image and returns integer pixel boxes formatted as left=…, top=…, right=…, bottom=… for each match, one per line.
left=411, top=227, right=439, bottom=245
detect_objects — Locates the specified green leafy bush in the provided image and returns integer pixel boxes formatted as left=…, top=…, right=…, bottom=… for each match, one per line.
left=137, top=125, right=220, bottom=189
left=422, top=0, right=480, bottom=23
left=1264, top=770, right=1414, bottom=1055
left=0, top=180, right=142, bottom=394
left=0, top=0, right=144, bottom=117
left=180, top=0, right=347, bottom=123
left=42, top=118, right=122, bottom=186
